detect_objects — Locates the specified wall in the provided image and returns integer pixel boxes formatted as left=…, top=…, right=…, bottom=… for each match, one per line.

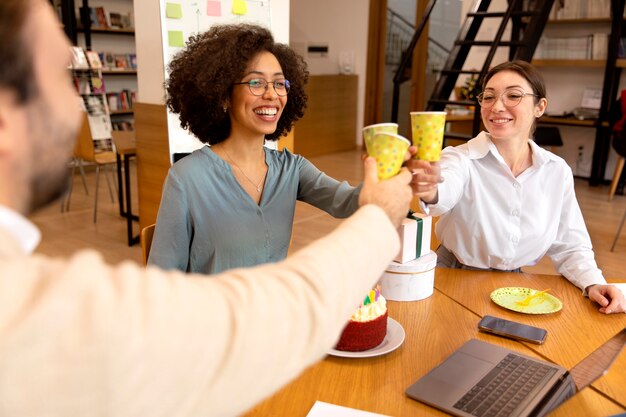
left=290, top=0, right=369, bottom=146
left=134, top=0, right=290, bottom=106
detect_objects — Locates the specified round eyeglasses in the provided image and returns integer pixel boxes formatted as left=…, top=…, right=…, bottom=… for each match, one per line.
left=476, top=88, right=538, bottom=108
left=233, top=78, right=290, bottom=97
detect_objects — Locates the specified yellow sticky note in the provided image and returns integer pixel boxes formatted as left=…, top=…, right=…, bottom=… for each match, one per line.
left=232, top=0, right=248, bottom=15
left=168, top=30, right=184, bottom=47
left=165, top=2, right=183, bottom=19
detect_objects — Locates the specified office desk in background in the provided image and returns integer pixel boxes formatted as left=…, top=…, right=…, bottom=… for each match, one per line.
left=243, top=269, right=626, bottom=417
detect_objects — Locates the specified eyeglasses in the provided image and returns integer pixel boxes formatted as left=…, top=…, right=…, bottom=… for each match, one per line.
left=476, top=88, right=538, bottom=108
left=233, top=78, right=290, bottom=97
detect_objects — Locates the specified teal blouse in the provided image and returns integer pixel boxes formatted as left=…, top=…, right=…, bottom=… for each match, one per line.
left=148, top=146, right=361, bottom=274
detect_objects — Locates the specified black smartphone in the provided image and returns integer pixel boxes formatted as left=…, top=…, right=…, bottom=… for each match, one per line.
left=477, top=315, right=547, bottom=345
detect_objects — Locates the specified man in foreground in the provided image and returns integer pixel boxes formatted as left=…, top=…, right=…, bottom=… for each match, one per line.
left=0, top=1, right=413, bottom=415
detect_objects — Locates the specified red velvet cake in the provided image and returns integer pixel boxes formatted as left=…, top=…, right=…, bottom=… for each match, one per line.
left=335, top=287, right=388, bottom=352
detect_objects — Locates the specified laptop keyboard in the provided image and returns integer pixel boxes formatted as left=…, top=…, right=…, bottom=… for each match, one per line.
left=453, top=353, right=557, bottom=417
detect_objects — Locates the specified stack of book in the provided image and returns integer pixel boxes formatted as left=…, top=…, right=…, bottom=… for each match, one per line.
left=79, top=7, right=134, bottom=30
left=535, top=33, right=608, bottom=60
left=106, top=90, right=136, bottom=112
left=97, top=52, right=137, bottom=71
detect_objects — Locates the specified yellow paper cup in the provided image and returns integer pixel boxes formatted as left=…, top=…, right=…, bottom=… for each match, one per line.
left=362, top=123, right=398, bottom=152
left=366, top=132, right=410, bottom=180
left=410, top=111, right=446, bottom=161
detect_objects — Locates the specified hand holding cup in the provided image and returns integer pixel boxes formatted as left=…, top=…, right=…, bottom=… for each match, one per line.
left=410, top=111, right=446, bottom=161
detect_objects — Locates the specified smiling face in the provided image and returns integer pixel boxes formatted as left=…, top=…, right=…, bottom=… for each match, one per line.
left=228, top=51, right=287, bottom=140
left=480, top=70, right=547, bottom=142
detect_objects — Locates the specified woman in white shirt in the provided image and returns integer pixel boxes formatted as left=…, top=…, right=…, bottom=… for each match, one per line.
left=411, top=60, right=625, bottom=314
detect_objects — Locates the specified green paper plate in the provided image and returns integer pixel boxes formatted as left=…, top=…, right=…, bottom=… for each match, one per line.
left=490, top=287, right=563, bottom=314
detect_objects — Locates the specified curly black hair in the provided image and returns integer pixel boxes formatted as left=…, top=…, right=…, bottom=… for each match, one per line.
left=166, top=23, right=309, bottom=145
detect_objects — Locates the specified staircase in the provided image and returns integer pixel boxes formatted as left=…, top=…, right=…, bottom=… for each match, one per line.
left=391, top=0, right=555, bottom=142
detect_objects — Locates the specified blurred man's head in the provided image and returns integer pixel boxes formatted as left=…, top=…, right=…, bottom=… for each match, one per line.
left=0, top=0, right=82, bottom=214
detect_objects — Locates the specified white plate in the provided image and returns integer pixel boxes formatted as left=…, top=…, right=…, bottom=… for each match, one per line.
left=328, top=318, right=405, bottom=358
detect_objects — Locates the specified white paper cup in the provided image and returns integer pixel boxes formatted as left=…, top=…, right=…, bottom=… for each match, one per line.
left=379, top=251, right=437, bottom=301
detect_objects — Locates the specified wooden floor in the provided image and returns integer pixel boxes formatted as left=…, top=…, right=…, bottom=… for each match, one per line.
left=31, top=150, right=626, bottom=280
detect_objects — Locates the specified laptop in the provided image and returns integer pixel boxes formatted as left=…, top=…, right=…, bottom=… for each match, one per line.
left=406, top=327, right=626, bottom=417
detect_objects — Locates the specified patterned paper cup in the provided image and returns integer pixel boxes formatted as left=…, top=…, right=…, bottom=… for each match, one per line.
left=366, top=132, right=411, bottom=180
left=362, top=123, right=398, bottom=152
left=410, top=111, right=446, bottom=161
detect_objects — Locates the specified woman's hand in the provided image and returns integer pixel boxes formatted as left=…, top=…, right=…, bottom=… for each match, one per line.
left=586, top=284, right=626, bottom=314
left=404, top=149, right=442, bottom=204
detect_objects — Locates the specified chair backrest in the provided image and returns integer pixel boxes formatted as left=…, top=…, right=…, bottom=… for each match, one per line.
left=140, top=223, right=156, bottom=266
left=74, top=112, right=97, bottom=162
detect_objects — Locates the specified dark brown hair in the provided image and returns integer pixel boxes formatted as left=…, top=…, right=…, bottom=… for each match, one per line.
left=483, top=60, right=546, bottom=101
left=0, top=0, right=37, bottom=103
left=166, top=23, right=309, bottom=145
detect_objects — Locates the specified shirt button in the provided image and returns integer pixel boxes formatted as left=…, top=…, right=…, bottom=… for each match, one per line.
left=511, top=235, right=519, bottom=243
left=513, top=183, right=520, bottom=189
left=512, top=209, right=519, bottom=216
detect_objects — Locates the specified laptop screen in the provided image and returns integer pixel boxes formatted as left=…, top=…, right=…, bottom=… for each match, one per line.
left=568, top=328, right=626, bottom=391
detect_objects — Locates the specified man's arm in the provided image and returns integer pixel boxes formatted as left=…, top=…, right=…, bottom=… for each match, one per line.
left=1, top=158, right=412, bottom=416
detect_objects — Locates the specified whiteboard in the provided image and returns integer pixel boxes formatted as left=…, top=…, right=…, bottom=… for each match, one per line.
left=159, top=0, right=273, bottom=157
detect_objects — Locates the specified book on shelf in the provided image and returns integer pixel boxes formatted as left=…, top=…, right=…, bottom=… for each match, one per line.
left=114, top=54, right=129, bottom=70
left=73, top=73, right=91, bottom=95
left=535, top=33, right=607, bottom=60
left=90, top=73, right=106, bottom=94
left=106, top=89, right=136, bottom=111
left=103, top=52, right=115, bottom=69
left=591, top=33, right=609, bottom=60
left=109, top=12, right=123, bottom=29
left=128, top=53, right=137, bottom=69
left=81, top=95, right=112, bottom=141
left=85, top=50, right=102, bottom=69
left=95, top=6, right=109, bottom=28
left=70, top=46, right=89, bottom=69
left=120, top=13, right=134, bottom=29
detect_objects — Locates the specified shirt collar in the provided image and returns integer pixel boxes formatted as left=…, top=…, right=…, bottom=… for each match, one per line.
left=465, top=131, right=558, bottom=168
left=0, top=204, right=41, bottom=254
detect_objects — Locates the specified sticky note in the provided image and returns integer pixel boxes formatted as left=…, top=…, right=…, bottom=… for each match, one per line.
left=168, top=30, right=184, bottom=47
left=165, top=2, right=183, bottom=19
left=232, top=0, right=248, bottom=15
left=206, top=1, right=222, bottom=16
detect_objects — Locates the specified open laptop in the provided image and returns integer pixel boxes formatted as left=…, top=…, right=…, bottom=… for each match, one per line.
left=406, top=327, right=626, bottom=417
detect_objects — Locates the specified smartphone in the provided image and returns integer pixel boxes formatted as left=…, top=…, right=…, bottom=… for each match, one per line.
left=477, top=315, right=547, bottom=345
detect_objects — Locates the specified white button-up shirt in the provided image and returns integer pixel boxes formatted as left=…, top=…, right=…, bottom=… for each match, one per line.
left=0, top=204, right=40, bottom=255
left=424, top=131, right=606, bottom=292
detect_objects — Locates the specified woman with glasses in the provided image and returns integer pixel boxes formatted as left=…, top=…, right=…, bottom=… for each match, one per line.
left=148, top=23, right=364, bottom=274
left=410, top=60, right=624, bottom=314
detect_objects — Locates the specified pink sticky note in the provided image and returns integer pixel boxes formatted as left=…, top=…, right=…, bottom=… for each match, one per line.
left=206, top=1, right=221, bottom=17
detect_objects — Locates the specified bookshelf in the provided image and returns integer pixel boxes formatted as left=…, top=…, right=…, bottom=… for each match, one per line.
left=52, top=0, right=137, bottom=132
left=530, top=0, right=626, bottom=184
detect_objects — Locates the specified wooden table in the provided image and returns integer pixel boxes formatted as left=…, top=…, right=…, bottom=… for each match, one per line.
left=112, top=131, right=139, bottom=246
left=242, top=269, right=626, bottom=417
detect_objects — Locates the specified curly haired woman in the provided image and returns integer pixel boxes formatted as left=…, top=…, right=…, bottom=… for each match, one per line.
left=148, top=24, right=362, bottom=274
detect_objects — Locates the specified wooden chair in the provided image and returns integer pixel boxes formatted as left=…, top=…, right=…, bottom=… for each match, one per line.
left=73, top=112, right=117, bottom=222
left=61, top=140, right=90, bottom=212
left=140, top=224, right=156, bottom=265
